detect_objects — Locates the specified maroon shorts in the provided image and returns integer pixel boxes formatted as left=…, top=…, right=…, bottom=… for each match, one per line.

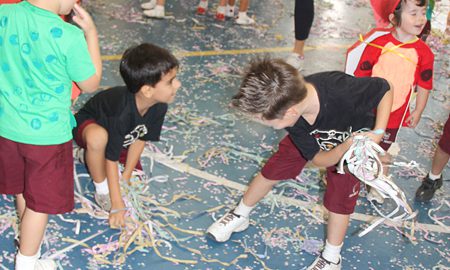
left=0, top=136, right=74, bottom=214
left=74, top=119, right=142, bottom=170
left=379, top=128, right=399, bottom=151
left=438, top=113, right=450, bottom=155
left=261, top=136, right=360, bottom=215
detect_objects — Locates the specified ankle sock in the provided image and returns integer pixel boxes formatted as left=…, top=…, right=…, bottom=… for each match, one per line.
left=154, top=5, right=164, bottom=12
left=322, top=240, right=343, bottom=264
left=226, top=4, right=235, bottom=15
left=16, top=250, right=40, bottom=270
left=429, top=172, right=442, bottom=181
left=94, top=179, right=109, bottom=195
left=216, top=6, right=226, bottom=15
left=234, top=198, right=254, bottom=217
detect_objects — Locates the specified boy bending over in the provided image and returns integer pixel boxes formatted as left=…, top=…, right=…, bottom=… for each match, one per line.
left=207, top=58, right=393, bottom=270
left=73, top=43, right=181, bottom=228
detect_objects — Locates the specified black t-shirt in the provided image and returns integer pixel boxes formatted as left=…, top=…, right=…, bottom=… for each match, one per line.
left=286, top=71, right=390, bottom=161
left=73, top=86, right=168, bottom=161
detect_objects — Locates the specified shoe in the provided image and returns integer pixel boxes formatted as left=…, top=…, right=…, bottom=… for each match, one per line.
left=35, top=259, right=57, bottom=270
left=235, top=13, right=255, bottom=25
left=367, top=187, right=385, bottom=204
left=141, top=0, right=156, bottom=10
left=143, top=6, right=165, bottom=18
left=215, top=12, right=225, bottom=21
left=94, top=193, right=111, bottom=212
left=415, top=174, right=443, bottom=202
left=73, top=146, right=85, bottom=164
left=206, top=210, right=249, bottom=242
left=307, top=254, right=342, bottom=270
left=286, top=53, right=304, bottom=70
left=197, top=0, right=208, bottom=15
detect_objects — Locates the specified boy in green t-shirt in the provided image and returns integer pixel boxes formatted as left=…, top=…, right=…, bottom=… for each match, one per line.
left=0, top=1, right=102, bottom=269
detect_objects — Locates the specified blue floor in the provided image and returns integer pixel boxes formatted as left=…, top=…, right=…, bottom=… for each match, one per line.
left=1, top=0, right=449, bottom=269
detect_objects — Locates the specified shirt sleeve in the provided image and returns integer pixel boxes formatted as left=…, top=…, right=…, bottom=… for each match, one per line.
left=416, top=46, right=434, bottom=90
left=286, top=126, right=321, bottom=161
left=65, top=30, right=96, bottom=83
left=354, top=42, right=381, bottom=78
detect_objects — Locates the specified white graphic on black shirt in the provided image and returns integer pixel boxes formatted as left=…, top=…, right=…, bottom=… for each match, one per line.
left=123, top=125, right=148, bottom=146
left=310, top=129, right=351, bottom=151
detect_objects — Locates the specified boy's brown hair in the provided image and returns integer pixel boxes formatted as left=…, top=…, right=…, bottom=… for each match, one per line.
left=231, top=58, right=307, bottom=120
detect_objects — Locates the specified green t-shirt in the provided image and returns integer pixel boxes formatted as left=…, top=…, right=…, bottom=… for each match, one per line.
left=0, top=1, right=95, bottom=145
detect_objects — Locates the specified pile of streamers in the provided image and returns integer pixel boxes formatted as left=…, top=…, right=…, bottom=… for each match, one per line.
left=337, top=135, right=417, bottom=236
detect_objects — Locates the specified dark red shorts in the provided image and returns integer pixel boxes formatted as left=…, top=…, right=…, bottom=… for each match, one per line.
left=0, top=136, right=74, bottom=214
left=438, top=113, right=450, bottom=155
left=74, top=119, right=142, bottom=170
left=261, top=136, right=360, bottom=215
left=379, top=128, right=399, bottom=151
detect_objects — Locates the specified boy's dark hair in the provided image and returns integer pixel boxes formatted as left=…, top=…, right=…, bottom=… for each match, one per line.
left=120, top=43, right=179, bottom=94
left=231, top=58, right=307, bottom=120
left=392, top=0, right=427, bottom=27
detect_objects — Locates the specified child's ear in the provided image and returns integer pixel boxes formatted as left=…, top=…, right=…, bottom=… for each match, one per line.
left=388, top=13, right=395, bottom=25
left=140, top=85, right=154, bottom=98
left=285, top=106, right=299, bottom=117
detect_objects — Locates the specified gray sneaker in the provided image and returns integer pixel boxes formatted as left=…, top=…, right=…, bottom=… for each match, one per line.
left=94, top=193, right=111, bottom=212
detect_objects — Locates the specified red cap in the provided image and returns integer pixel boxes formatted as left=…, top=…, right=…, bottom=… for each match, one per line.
left=370, top=0, right=401, bottom=27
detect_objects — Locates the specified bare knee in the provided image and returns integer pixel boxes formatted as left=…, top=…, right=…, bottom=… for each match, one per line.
left=83, top=125, right=108, bottom=152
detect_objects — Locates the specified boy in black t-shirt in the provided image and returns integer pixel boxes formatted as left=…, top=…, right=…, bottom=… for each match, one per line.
left=206, top=58, right=393, bottom=270
left=73, top=43, right=181, bottom=228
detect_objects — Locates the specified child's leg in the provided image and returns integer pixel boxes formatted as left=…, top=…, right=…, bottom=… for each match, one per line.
left=431, top=145, right=450, bottom=176
left=242, top=173, right=277, bottom=206
left=82, top=123, right=108, bottom=183
left=207, top=136, right=307, bottom=242
left=235, top=0, right=255, bottom=24
left=18, top=209, right=47, bottom=256
left=216, top=0, right=228, bottom=21
left=16, top=194, right=26, bottom=220
left=78, top=122, right=111, bottom=211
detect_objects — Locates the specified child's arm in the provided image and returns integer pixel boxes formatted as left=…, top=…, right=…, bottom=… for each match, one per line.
left=105, top=159, right=126, bottom=228
left=122, top=140, right=146, bottom=181
left=365, top=84, right=393, bottom=143
left=72, top=4, right=102, bottom=93
left=405, top=86, right=429, bottom=128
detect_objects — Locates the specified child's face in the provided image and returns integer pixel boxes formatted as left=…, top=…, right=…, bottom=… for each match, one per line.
left=59, top=0, right=77, bottom=15
left=397, top=0, right=427, bottom=36
left=151, top=68, right=181, bottom=104
left=253, top=112, right=298, bottom=130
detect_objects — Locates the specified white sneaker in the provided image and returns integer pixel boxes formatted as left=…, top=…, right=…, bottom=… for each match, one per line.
left=367, top=187, right=385, bottom=204
left=235, top=14, right=255, bottom=25
left=206, top=210, right=249, bottom=242
left=286, top=53, right=304, bottom=70
left=94, top=193, right=111, bottom=211
left=307, top=254, right=342, bottom=270
left=35, top=259, right=57, bottom=270
left=143, top=6, right=165, bottom=18
left=141, top=0, right=156, bottom=10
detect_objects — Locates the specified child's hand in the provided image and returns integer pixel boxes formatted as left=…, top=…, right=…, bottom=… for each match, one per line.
left=109, top=208, right=126, bottom=229
left=72, top=4, right=97, bottom=34
left=405, top=110, right=422, bottom=128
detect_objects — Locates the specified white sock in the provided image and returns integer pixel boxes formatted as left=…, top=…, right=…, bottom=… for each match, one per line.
left=234, top=198, right=254, bottom=217
left=155, top=5, right=164, bottom=12
left=94, top=179, right=109, bottom=195
left=238, top=11, right=248, bottom=18
left=226, top=4, right=235, bottom=13
left=16, top=251, right=39, bottom=270
left=429, top=172, right=442, bottom=181
left=322, top=240, right=343, bottom=264
left=217, top=6, right=226, bottom=14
